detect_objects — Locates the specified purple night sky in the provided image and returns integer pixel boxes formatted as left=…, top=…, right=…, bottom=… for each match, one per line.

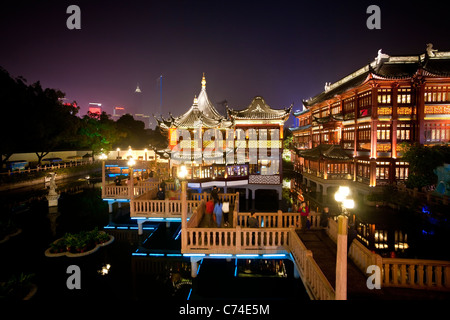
left=1, top=0, right=449, bottom=127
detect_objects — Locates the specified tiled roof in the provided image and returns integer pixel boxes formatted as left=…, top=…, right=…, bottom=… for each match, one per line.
left=227, top=96, right=291, bottom=121
left=303, top=48, right=450, bottom=107
left=157, top=75, right=232, bottom=130
left=297, top=144, right=352, bottom=160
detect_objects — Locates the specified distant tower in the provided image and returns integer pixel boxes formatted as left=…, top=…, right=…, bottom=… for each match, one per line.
left=135, top=83, right=142, bottom=93
left=134, top=83, right=144, bottom=114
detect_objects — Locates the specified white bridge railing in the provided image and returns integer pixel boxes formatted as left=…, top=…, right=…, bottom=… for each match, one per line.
left=328, top=218, right=450, bottom=291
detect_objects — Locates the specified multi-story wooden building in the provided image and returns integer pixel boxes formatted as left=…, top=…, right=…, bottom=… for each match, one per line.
left=157, top=75, right=291, bottom=200
left=291, top=45, right=450, bottom=196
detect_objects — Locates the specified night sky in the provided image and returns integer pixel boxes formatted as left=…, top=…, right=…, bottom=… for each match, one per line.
left=1, top=0, right=449, bottom=127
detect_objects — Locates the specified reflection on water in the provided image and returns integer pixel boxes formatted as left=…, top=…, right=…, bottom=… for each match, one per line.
left=1, top=181, right=309, bottom=300
left=290, top=175, right=450, bottom=261
left=237, top=259, right=288, bottom=278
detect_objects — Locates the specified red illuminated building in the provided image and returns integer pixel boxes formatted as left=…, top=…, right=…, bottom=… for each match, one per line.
left=88, top=102, right=102, bottom=118
left=290, top=45, right=450, bottom=196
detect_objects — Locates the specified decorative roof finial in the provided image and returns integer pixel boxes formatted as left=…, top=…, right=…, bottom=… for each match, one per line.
left=426, top=43, right=438, bottom=57
left=193, top=95, right=198, bottom=105
left=201, top=73, right=206, bottom=89
left=375, top=49, right=390, bottom=65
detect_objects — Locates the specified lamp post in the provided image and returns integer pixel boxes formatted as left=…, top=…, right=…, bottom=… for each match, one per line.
left=99, top=153, right=108, bottom=198
left=128, top=158, right=135, bottom=200
left=178, top=165, right=199, bottom=277
left=334, top=186, right=354, bottom=300
left=178, top=165, right=188, bottom=250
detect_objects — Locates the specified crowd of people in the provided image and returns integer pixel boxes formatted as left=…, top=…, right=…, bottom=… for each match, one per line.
left=204, top=186, right=231, bottom=228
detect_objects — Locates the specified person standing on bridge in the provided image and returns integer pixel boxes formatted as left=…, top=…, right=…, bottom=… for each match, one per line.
left=320, top=206, right=330, bottom=228
left=248, top=210, right=259, bottom=228
left=299, top=202, right=310, bottom=231
left=159, top=179, right=166, bottom=193
left=205, top=198, right=215, bottom=227
left=211, top=186, right=220, bottom=202
left=157, top=187, right=165, bottom=200
left=213, top=199, right=223, bottom=227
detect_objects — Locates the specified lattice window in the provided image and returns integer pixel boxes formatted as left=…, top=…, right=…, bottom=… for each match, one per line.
left=378, top=88, right=392, bottom=105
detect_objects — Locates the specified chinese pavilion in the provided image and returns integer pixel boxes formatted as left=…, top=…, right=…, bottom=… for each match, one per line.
left=290, top=44, right=450, bottom=196
left=156, top=75, right=292, bottom=200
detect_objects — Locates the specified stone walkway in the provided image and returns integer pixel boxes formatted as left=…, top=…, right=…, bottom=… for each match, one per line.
left=298, top=229, right=450, bottom=300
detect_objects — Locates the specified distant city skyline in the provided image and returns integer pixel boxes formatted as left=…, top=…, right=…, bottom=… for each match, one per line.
left=1, top=1, right=449, bottom=129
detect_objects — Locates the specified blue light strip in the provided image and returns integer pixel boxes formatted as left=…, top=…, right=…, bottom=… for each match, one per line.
left=262, top=254, right=286, bottom=258
left=209, top=254, right=233, bottom=257
left=103, top=198, right=130, bottom=202
left=148, top=253, right=165, bottom=257
left=103, top=225, right=155, bottom=230
left=197, top=259, right=203, bottom=275
left=131, top=252, right=290, bottom=260
left=187, top=288, right=192, bottom=300
left=235, top=254, right=259, bottom=258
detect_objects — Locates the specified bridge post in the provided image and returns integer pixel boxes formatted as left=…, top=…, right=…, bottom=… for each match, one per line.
left=137, top=219, right=145, bottom=236
left=108, top=201, right=114, bottom=213
left=236, top=226, right=242, bottom=251
left=335, top=215, right=348, bottom=300
left=190, top=257, right=202, bottom=278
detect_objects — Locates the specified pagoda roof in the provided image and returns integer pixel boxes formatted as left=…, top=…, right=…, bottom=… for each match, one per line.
left=157, top=74, right=233, bottom=130
left=303, top=46, right=450, bottom=107
left=227, top=96, right=292, bottom=121
left=297, top=144, right=351, bottom=161
left=158, top=97, right=233, bottom=130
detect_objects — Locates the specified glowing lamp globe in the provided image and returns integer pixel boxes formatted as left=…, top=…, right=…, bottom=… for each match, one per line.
left=343, top=199, right=355, bottom=209
left=178, top=165, right=188, bottom=180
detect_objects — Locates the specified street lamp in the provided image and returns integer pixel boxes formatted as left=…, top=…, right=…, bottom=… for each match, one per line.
left=127, top=157, right=135, bottom=200
left=334, top=185, right=354, bottom=300
left=99, top=153, right=108, bottom=197
left=178, top=165, right=188, bottom=180
left=178, top=165, right=188, bottom=256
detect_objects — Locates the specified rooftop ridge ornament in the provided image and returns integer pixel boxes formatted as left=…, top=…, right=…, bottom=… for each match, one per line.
left=324, top=82, right=331, bottom=92
left=252, top=104, right=265, bottom=112
left=375, top=49, right=390, bottom=65
left=426, top=43, right=438, bottom=57
left=201, top=73, right=206, bottom=89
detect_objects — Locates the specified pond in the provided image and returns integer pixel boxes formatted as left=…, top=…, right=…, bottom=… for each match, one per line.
left=288, top=176, right=450, bottom=261
left=0, top=180, right=309, bottom=301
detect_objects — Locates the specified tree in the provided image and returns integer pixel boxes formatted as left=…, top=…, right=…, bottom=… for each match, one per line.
left=78, top=112, right=122, bottom=160
left=115, top=114, right=147, bottom=148
left=401, top=142, right=450, bottom=189
left=26, top=83, right=80, bottom=164
left=146, top=125, right=169, bottom=151
left=0, top=67, right=81, bottom=166
left=0, top=67, right=26, bottom=166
